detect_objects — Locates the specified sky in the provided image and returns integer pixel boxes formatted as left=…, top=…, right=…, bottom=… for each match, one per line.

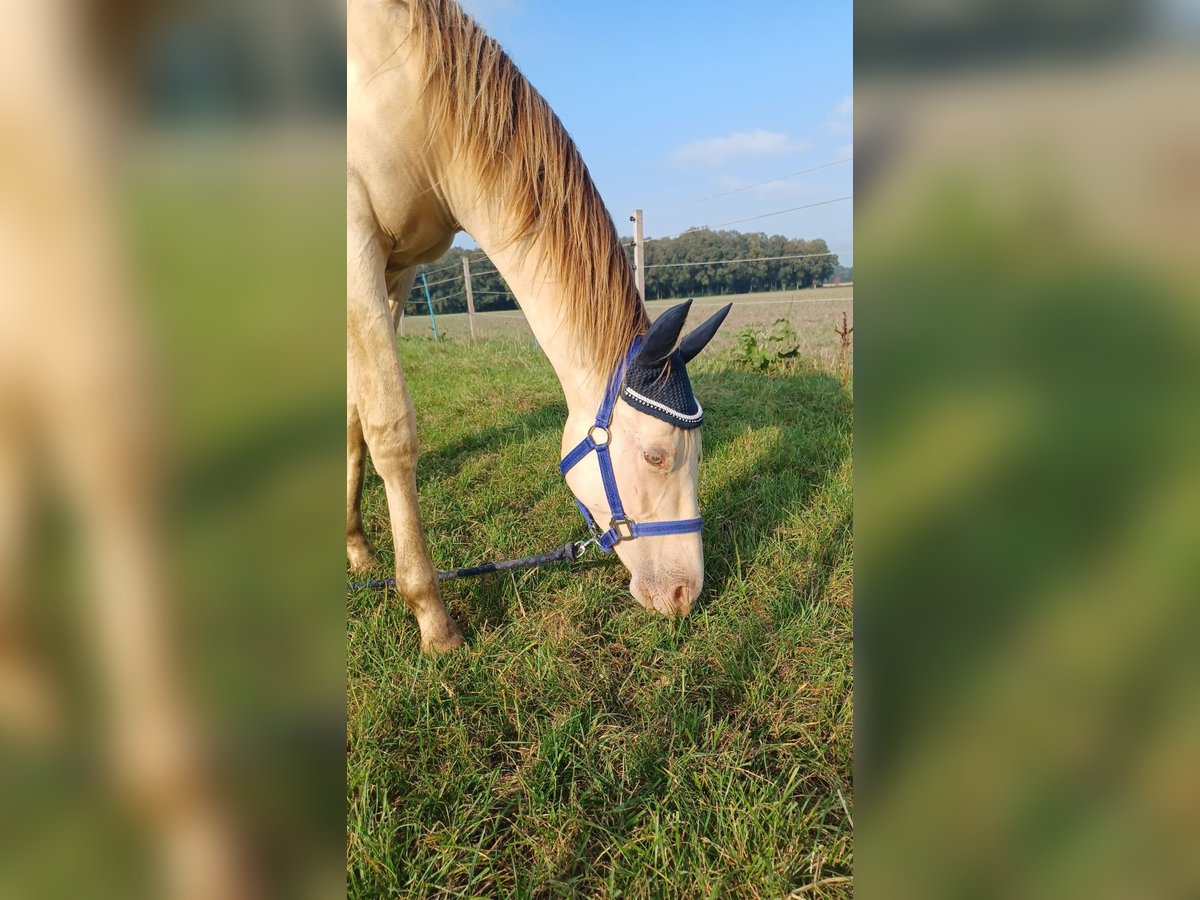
left=456, top=0, right=853, bottom=266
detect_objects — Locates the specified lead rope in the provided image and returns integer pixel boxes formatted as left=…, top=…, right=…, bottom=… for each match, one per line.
left=346, top=538, right=599, bottom=592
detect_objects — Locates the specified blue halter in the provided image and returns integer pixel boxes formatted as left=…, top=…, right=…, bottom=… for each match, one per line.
left=559, top=337, right=704, bottom=553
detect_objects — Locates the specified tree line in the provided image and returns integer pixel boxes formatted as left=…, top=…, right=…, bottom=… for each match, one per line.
left=639, top=229, right=839, bottom=299
left=404, top=228, right=841, bottom=314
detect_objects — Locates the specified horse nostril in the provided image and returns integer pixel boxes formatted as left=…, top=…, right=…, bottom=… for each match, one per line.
left=671, top=582, right=694, bottom=615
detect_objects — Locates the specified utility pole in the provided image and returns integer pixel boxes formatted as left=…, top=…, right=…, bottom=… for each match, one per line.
left=630, top=209, right=645, bottom=301
left=461, top=256, right=478, bottom=343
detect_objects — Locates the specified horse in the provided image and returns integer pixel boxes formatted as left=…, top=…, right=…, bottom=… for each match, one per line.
left=347, top=0, right=731, bottom=652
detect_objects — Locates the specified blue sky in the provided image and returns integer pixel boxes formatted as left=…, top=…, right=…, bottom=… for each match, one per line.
left=456, top=0, right=853, bottom=266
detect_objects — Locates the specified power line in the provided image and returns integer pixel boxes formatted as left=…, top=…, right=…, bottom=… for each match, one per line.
left=644, top=252, right=837, bottom=270
left=704, top=195, right=852, bottom=229
left=649, top=196, right=854, bottom=239
left=646, top=157, right=852, bottom=214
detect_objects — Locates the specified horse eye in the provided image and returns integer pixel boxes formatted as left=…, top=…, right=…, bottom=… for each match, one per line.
left=643, top=449, right=666, bottom=468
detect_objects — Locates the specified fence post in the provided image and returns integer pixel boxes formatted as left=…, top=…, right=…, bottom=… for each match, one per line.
left=419, top=271, right=440, bottom=340
left=461, top=256, right=477, bottom=343
left=631, top=208, right=646, bottom=301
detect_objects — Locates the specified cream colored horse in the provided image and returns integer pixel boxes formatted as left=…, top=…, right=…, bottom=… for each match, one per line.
left=348, top=0, right=729, bottom=651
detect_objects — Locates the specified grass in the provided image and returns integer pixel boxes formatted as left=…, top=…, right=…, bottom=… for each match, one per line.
left=346, top=334, right=853, bottom=897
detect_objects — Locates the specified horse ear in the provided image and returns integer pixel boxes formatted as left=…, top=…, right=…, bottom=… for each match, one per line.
left=633, top=299, right=692, bottom=367
left=678, top=303, right=733, bottom=363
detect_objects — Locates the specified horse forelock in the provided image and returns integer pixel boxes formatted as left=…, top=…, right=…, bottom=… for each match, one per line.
left=402, top=0, right=649, bottom=379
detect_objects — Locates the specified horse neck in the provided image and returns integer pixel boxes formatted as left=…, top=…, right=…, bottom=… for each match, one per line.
left=455, top=209, right=632, bottom=419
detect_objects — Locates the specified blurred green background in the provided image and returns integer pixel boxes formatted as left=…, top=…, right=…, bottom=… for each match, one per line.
left=0, top=2, right=346, bottom=895
left=134, top=4, right=347, bottom=893
left=856, top=1, right=1200, bottom=897
left=136, top=148, right=346, bottom=897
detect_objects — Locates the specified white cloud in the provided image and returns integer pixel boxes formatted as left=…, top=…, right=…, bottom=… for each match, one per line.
left=823, top=96, right=854, bottom=136
left=671, top=130, right=809, bottom=167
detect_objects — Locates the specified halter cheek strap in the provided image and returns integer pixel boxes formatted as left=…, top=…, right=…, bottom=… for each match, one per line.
left=559, top=338, right=703, bottom=553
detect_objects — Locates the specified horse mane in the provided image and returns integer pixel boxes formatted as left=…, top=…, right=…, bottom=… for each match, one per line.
left=402, top=0, right=649, bottom=377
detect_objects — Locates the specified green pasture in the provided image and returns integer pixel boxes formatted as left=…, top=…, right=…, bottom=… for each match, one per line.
left=347, top=336, right=854, bottom=897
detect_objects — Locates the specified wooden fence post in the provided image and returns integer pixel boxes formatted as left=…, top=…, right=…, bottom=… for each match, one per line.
left=461, top=256, right=477, bottom=343
left=631, top=208, right=646, bottom=302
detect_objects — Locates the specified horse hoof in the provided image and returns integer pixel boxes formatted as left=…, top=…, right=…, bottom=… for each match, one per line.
left=421, top=622, right=465, bottom=654
left=346, top=542, right=381, bottom=574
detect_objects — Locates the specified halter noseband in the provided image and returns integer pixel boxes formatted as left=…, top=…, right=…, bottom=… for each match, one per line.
left=558, top=337, right=703, bottom=553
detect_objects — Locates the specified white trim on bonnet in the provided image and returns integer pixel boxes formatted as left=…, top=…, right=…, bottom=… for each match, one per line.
left=623, top=386, right=704, bottom=423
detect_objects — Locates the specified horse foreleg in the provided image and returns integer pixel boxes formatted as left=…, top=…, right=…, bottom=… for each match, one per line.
left=386, top=263, right=414, bottom=335
left=347, top=234, right=463, bottom=653
left=348, top=268, right=414, bottom=573
left=346, top=400, right=379, bottom=573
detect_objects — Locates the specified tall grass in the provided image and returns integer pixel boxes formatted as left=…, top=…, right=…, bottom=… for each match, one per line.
left=347, top=337, right=853, bottom=897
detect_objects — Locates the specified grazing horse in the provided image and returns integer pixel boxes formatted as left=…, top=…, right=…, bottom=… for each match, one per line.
left=347, top=0, right=731, bottom=651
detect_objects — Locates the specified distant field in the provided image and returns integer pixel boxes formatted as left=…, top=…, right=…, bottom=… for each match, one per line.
left=400, top=286, right=854, bottom=369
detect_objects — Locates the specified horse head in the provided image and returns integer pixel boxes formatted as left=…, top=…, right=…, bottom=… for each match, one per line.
left=561, top=300, right=732, bottom=616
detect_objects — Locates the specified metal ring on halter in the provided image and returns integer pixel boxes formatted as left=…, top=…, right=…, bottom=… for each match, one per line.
left=609, top=517, right=635, bottom=543
left=588, top=424, right=611, bottom=446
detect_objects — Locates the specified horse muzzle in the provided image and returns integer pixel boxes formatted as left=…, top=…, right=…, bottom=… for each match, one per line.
left=629, top=574, right=702, bottom=617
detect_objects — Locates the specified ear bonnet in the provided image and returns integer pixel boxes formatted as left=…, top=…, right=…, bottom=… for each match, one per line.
left=620, top=300, right=732, bottom=429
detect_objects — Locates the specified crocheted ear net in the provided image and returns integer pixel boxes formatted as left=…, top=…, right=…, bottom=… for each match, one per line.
left=620, top=350, right=703, bottom=429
